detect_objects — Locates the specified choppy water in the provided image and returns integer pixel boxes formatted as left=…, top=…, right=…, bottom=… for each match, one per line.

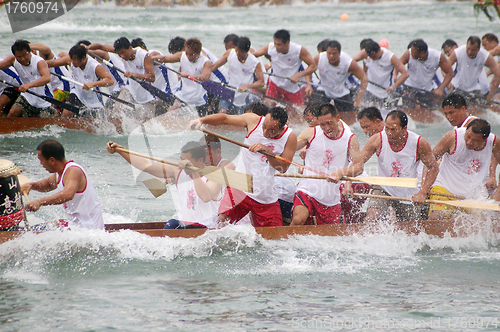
left=2, top=1, right=500, bottom=331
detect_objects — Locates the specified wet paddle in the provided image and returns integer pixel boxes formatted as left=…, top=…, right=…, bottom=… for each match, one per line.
left=353, top=193, right=500, bottom=212
left=0, top=78, right=80, bottom=114
left=275, top=173, right=417, bottom=188
left=51, top=72, right=136, bottom=109
left=201, top=128, right=418, bottom=188
left=113, top=146, right=253, bottom=193
left=88, top=51, right=176, bottom=105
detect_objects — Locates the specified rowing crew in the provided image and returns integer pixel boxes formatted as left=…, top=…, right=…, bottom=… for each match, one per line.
left=1, top=31, right=500, bottom=120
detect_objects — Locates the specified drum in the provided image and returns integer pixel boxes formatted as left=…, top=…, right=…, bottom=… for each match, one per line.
left=0, top=159, right=24, bottom=229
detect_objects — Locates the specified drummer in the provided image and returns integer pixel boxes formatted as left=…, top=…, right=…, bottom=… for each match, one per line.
left=22, top=140, right=104, bottom=230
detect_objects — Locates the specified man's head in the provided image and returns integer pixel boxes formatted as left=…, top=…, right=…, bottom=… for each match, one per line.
left=357, top=107, right=384, bottom=136
left=185, top=38, right=202, bottom=63
left=131, top=37, right=148, bottom=51
left=273, top=29, right=290, bottom=54
left=465, top=119, right=490, bottom=150
left=36, top=140, right=66, bottom=173
left=317, top=38, right=331, bottom=53
left=326, top=40, right=342, bottom=65
left=168, top=36, right=186, bottom=54
left=69, top=44, right=88, bottom=68
left=224, top=34, right=239, bottom=50
left=77, top=40, right=91, bottom=47
left=199, top=135, right=222, bottom=166
left=114, top=37, right=133, bottom=61
left=442, top=93, right=468, bottom=127
left=235, top=37, right=251, bottom=62
left=441, top=39, right=458, bottom=57
left=364, top=40, right=381, bottom=60
left=262, top=107, right=287, bottom=138
left=360, top=38, right=375, bottom=51
left=482, top=33, right=499, bottom=51
left=317, top=103, right=341, bottom=138
left=303, top=102, right=320, bottom=127
left=244, top=101, right=269, bottom=116
left=410, top=39, right=428, bottom=60
left=11, top=39, right=32, bottom=66
left=180, top=141, right=206, bottom=166
left=385, top=110, right=408, bottom=140
left=466, top=36, right=482, bottom=59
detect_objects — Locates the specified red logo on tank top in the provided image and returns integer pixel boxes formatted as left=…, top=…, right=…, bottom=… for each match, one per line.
left=322, top=149, right=335, bottom=168
left=390, top=161, right=403, bottom=177
left=468, top=159, right=482, bottom=174
left=187, top=189, right=196, bottom=210
left=261, top=144, right=275, bottom=162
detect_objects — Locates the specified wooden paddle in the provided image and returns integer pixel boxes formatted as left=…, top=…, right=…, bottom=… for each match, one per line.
left=201, top=128, right=418, bottom=188
left=17, top=174, right=30, bottom=228
left=113, top=147, right=253, bottom=193
left=275, top=173, right=417, bottom=188
left=353, top=193, right=500, bottom=212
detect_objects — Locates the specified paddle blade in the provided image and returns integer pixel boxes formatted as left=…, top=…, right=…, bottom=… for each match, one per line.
left=133, top=77, right=176, bottom=105
left=198, top=166, right=253, bottom=193
left=428, top=199, right=500, bottom=212
left=201, top=81, right=235, bottom=103
left=142, top=178, right=167, bottom=198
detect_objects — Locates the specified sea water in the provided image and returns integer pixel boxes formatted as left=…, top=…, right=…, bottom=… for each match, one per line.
left=1, top=1, right=500, bottom=331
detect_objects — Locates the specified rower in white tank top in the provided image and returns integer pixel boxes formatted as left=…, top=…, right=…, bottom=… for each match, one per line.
left=316, top=51, right=351, bottom=98
left=202, top=47, right=228, bottom=84
left=122, top=47, right=155, bottom=104
left=56, top=161, right=104, bottom=230
left=107, top=53, right=127, bottom=93
left=175, top=52, right=210, bottom=106
left=235, top=116, right=293, bottom=204
left=13, top=53, right=52, bottom=108
left=297, top=121, right=353, bottom=207
left=227, top=49, right=260, bottom=106
left=70, top=57, right=103, bottom=108
left=405, top=48, right=441, bottom=91
left=268, top=42, right=302, bottom=93
left=434, top=127, right=495, bottom=198
left=377, top=130, right=421, bottom=201
left=149, top=49, right=178, bottom=94
left=366, top=49, right=394, bottom=99
left=176, top=170, right=218, bottom=228
left=451, top=45, right=489, bottom=92
left=0, top=60, right=20, bottom=94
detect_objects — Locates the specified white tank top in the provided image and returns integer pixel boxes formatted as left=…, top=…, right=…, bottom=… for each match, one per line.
left=56, top=161, right=104, bottom=230
left=317, top=51, right=351, bottom=98
left=297, top=121, right=353, bottom=206
left=434, top=128, right=495, bottom=197
left=149, top=50, right=179, bottom=95
left=0, top=59, right=20, bottom=94
left=406, top=48, right=441, bottom=91
left=37, top=51, right=71, bottom=93
left=268, top=42, right=302, bottom=93
left=71, top=57, right=103, bottom=108
left=227, top=49, right=260, bottom=106
left=123, top=47, right=155, bottom=104
left=176, top=170, right=217, bottom=228
left=107, top=53, right=127, bottom=93
left=175, top=52, right=209, bottom=106
left=451, top=45, right=489, bottom=92
left=203, top=47, right=229, bottom=84
left=455, top=115, right=478, bottom=129
left=235, top=117, right=293, bottom=204
left=13, top=53, right=52, bottom=108
left=366, top=49, right=394, bottom=99
left=377, top=130, right=421, bottom=200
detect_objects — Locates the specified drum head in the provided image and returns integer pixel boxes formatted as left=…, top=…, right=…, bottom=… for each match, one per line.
left=0, top=159, right=22, bottom=178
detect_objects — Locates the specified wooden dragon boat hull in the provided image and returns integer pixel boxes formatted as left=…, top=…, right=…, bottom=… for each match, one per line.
left=0, top=117, right=123, bottom=134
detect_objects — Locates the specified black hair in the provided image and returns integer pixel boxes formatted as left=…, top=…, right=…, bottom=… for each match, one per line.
left=236, top=37, right=251, bottom=53
left=11, top=39, right=31, bottom=54
left=467, top=119, right=490, bottom=139
left=199, top=134, right=221, bottom=150
left=317, top=39, right=331, bottom=52
left=37, top=140, right=65, bottom=161
left=357, top=107, right=383, bottom=121
left=360, top=38, right=375, bottom=50
left=467, top=36, right=481, bottom=48
left=442, top=92, right=467, bottom=109
left=77, top=40, right=91, bottom=46
left=386, top=110, right=408, bottom=129
left=223, top=34, right=239, bottom=45
left=245, top=101, right=269, bottom=116
left=365, top=40, right=380, bottom=55
left=273, top=29, right=290, bottom=44
left=168, top=36, right=186, bottom=54
left=317, top=103, right=338, bottom=118
left=304, top=102, right=320, bottom=117
left=441, top=39, right=457, bottom=50
left=269, top=106, right=288, bottom=128
left=411, top=39, right=428, bottom=53
left=482, top=33, right=499, bottom=44
left=68, top=44, right=87, bottom=60
left=326, top=40, right=342, bottom=52
left=181, top=141, right=206, bottom=161
left=113, top=37, right=131, bottom=52
left=131, top=38, right=147, bottom=50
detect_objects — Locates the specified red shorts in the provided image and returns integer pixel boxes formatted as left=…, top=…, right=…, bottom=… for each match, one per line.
left=292, top=191, right=341, bottom=225
left=218, top=187, right=283, bottom=227
left=266, top=79, right=304, bottom=106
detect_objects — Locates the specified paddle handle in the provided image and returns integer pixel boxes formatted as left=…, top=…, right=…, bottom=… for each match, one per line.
left=201, top=128, right=335, bottom=180
left=354, top=192, right=457, bottom=205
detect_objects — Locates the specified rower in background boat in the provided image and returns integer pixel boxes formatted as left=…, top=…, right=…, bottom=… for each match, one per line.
left=305, top=40, right=368, bottom=126
left=0, top=60, right=20, bottom=116
left=357, top=110, right=439, bottom=222
left=107, top=140, right=223, bottom=229
left=22, top=140, right=104, bottom=230
left=428, top=119, right=500, bottom=220
left=0, top=40, right=53, bottom=118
